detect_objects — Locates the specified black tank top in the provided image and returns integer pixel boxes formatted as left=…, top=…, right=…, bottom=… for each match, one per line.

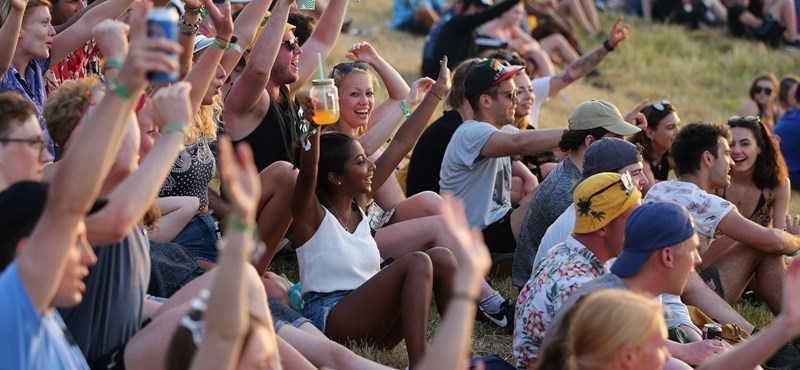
left=236, top=85, right=302, bottom=171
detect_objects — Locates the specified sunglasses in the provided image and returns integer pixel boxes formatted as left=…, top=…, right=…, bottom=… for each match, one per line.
left=753, top=86, right=773, bottom=96
left=727, top=115, right=765, bottom=129
left=576, top=171, right=635, bottom=220
left=0, top=137, right=46, bottom=156
left=332, top=61, right=369, bottom=74
left=281, top=38, right=298, bottom=52
left=494, top=89, right=518, bottom=101
left=652, top=99, right=672, bottom=112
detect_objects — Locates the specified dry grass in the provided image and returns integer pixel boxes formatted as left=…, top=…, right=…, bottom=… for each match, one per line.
left=287, top=1, right=800, bottom=366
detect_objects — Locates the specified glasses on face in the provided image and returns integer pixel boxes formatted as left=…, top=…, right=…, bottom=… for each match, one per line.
left=753, top=86, right=773, bottom=96
left=281, top=38, right=298, bottom=52
left=0, top=137, right=46, bottom=156
left=332, top=61, right=369, bottom=74
left=652, top=99, right=672, bottom=111
left=495, top=89, right=517, bottom=101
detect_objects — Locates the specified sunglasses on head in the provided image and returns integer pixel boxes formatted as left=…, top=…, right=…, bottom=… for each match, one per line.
left=727, top=115, right=763, bottom=126
left=652, top=99, right=672, bottom=112
left=576, top=171, right=635, bottom=220
left=281, top=38, right=298, bottom=52
left=753, top=86, right=773, bottom=96
left=332, top=61, right=369, bottom=74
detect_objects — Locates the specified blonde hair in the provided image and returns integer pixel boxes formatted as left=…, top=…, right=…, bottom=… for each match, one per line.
left=188, top=94, right=221, bottom=144
left=566, top=290, right=664, bottom=370
left=327, top=66, right=378, bottom=138
left=44, top=76, right=99, bottom=147
left=0, top=0, right=52, bottom=28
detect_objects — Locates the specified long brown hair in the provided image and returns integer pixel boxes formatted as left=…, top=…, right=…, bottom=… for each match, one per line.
left=728, top=116, right=787, bottom=189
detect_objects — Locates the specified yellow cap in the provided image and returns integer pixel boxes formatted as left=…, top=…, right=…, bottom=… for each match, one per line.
left=573, top=172, right=641, bottom=234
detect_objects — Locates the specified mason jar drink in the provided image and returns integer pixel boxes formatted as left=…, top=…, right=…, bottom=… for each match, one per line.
left=310, top=79, right=339, bottom=125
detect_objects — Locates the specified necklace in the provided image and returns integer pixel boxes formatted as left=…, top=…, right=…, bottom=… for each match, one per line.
left=733, top=183, right=755, bottom=206
left=328, top=202, right=353, bottom=232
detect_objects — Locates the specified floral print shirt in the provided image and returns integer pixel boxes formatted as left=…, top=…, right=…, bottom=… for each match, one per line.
left=513, top=235, right=607, bottom=368
left=45, top=40, right=101, bottom=94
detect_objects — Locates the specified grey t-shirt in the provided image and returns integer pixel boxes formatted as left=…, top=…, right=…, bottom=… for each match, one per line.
left=59, top=226, right=151, bottom=363
left=545, top=274, right=701, bottom=346
left=439, top=119, right=513, bottom=230
left=512, top=158, right=580, bottom=287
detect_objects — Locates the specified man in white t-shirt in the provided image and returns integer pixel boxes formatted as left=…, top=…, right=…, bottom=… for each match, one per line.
left=646, top=122, right=800, bottom=319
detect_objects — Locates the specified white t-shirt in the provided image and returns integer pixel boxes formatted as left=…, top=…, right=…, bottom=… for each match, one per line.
left=534, top=204, right=576, bottom=271
left=644, top=180, right=735, bottom=253
left=440, top=120, right=513, bottom=229
left=529, top=76, right=552, bottom=129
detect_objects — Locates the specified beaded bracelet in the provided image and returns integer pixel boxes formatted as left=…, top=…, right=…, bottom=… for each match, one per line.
left=106, top=79, right=131, bottom=99
left=161, top=122, right=189, bottom=136
left=179, top=19, right=200, bottom=36
left=104, top=60, right=124, bottom=70
left=399, top=100, right=410, bottom=117
left=225, top=217, right=257, bottom=234
left=184, top=4, right=204, bottom=14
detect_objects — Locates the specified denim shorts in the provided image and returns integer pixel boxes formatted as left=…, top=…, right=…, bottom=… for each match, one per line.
left=302, top=290, right=352, bottom=332
left=269, top=296, right=311, bottom=332
left=170, top=211, right=221, bottom=263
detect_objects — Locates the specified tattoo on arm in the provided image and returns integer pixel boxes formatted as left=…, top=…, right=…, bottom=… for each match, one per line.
left=560, top=47, right=608, bottom=83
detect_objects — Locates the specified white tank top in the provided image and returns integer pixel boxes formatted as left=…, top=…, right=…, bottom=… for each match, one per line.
left=297, top=205, right=381, bottom=295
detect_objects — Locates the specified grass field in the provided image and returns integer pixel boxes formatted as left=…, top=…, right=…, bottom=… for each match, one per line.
left=286, top=1, right=800, bottom=366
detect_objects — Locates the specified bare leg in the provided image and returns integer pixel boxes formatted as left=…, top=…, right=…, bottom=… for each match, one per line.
left=426, top=247, right=457, bottom=314
left=278, top=324, right=394, bottom=370
left=373, top=174, right=408, bottom=211
left=388, top=191, right=442, bottom=224
left=525, top=49, right=557, bottom=77
left=540, top=34, right=580, bottom=64
left=254, top=161, right=298, bottom=275
left=558, top=0, right=597, bottom=35
left=511, top=176, right=524, bottom=206
left=750, top=254, right=786, bottom=314
left=681, top=273, right=756, bottom=334
left=324, top=252, right=434, bottom=367
left=277, top=336, right=317, bottom=370
left=579, top=0, right=600, bottom=31
left=766, top=0, right=799, bottom=41
left=414, top=5, right=440, bottom=31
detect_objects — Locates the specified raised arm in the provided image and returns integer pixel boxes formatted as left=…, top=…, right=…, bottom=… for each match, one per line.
left=184, top=0, right=233, bottom=115
left=369, top=57, right=451, bottom=199
left=224, top=0, right=292, bottom=122
left=18, top=1, right=181, bottom=313
left=449, top=0, right=518, bottom=33
left=346, top=42, right=412, bottom=129
left=290, top=122, right=324, bottom=246
left=178, top=0, right=203, bottom=79
left=289, top=0, right=350, bottom=92
left=359, top=77, right=434, bottom=155
left=218, top=0, right=272, bottom=76
left=479, top=127, right=565, bottom=158
left=86, top=83, right=193, bottom=245
left=417, top=195, right=491, bottom=370
left=548, top=17, right=629, bottom=96
left=0, top=0, right=25, bottom=78
left=190, top=138, right=278, bottom=370
left=50, top=0, right=134, bottom=65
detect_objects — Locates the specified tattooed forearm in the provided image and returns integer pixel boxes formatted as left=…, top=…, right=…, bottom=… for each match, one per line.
left=559, top=46, right=608, bottom=83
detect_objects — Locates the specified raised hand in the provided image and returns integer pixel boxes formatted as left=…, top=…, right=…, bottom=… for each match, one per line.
left=431, top=55, right=452, bottom=97
left=345, top=41, right=380, bottom=65
left=92, top=20, right=130, bottom=62
left=201, top=0, right=233, bottom=40
left=150, top=82, right=193, bottom=131
left=786, top=214, right=800, bottom=235
left=117, top=0, right=183, bottom=90
left=782, top=258, right=800, bottom=334
left=9, top=0, right=27, bottom=11
left=217, top=137, right=260, bottom=220
left=607, top=16, right=630, bottom=49
left=405, top=77, right=435, bottom=106
left=624, top=98, right=650, bottom=130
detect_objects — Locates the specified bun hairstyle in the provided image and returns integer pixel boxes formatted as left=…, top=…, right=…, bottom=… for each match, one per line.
left=565, top=290, right=664, bottom=370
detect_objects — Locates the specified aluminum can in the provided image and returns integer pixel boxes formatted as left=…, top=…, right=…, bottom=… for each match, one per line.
left=703, top=323, right=723, bottom=340
left=146, top=8, right=179, bottom=82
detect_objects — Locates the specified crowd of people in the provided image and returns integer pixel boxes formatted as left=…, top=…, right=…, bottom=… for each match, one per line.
left=2, top=0, right=800, bottom=368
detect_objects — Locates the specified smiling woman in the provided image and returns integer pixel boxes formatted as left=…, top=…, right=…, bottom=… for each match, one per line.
left=739, top=74, right=781, bottom=132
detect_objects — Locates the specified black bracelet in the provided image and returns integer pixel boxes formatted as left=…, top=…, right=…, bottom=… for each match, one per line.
left=603, top=39, right=615, bottom=52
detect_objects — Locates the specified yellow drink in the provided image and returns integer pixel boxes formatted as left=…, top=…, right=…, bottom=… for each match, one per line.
left=313, top=109, right=339, bottom=125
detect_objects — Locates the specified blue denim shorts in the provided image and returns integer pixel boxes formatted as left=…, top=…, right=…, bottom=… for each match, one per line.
left=302, top=290, right=352, bottom=332
left=170, top=211, right=221, bottom=263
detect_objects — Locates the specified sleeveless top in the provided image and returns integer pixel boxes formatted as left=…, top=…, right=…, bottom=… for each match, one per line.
left=296, top=205, right=381, bottom=295
left=236, top=85, right=302, bottom=171
left=159, top=134, right=216, bottom=210
left=650, top=153, right=670, bottom=181
left=721, top=187, right=775, bottom=227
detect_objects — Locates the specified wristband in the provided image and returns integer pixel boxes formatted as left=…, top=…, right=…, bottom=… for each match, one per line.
left=429, top=90, right=443, bottom=101
left=184, top=4, right=204, bottom=14
left=106, top=79, right=132, bottom=99
left=104, top=60, right=124, bottom=70
left=161, top=122, right=189, bottom=136
left=225, top=217, right=257, bottom=234
left=399, top=100, right=410, bottom=118
left=451, top=291, right=477, bottom=302
left=212, top=37, right=230, bottom=50
left=603, top=39, right=615, bottom=52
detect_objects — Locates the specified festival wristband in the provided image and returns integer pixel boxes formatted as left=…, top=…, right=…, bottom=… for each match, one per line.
left=161, top=123, right=189, bottom=136
left=106, top=79, right=132, bottom=99
left=399, top=100, right=410, bottom=117
left=104, top=60, right=124, bottom=70
left=225, top=217, right=257, bottom=234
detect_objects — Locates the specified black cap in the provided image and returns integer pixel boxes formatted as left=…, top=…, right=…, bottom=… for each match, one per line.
left=464, top=58, right=524, bottom=100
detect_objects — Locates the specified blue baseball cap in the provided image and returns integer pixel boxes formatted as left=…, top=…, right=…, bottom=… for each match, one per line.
left=611, top=202, right=695, bottom=277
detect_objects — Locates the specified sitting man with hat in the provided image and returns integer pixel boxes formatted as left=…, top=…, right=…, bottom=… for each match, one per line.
left=544, top=202, right=729, bottom=368
left=512, top=172, right=642, bottom=368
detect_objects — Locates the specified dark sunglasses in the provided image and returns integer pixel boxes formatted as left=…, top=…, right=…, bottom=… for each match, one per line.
left=0, top=137, right=46, bottom=156
left=332, top=61, right=369, bottom=74
left=652, top=99, right=672, bottom=111
left=753, top=86, right=773, bottom=96
left=281, top=38, right=298, bottom=52
left=576, top=172, right=635, bottom=219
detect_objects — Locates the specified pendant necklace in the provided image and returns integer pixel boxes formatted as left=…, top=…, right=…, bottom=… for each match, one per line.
left=329, top=202, right=353, bottom=232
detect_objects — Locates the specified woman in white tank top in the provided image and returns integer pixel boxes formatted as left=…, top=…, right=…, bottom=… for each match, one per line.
left=290, top=59, right=454, bottom=368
